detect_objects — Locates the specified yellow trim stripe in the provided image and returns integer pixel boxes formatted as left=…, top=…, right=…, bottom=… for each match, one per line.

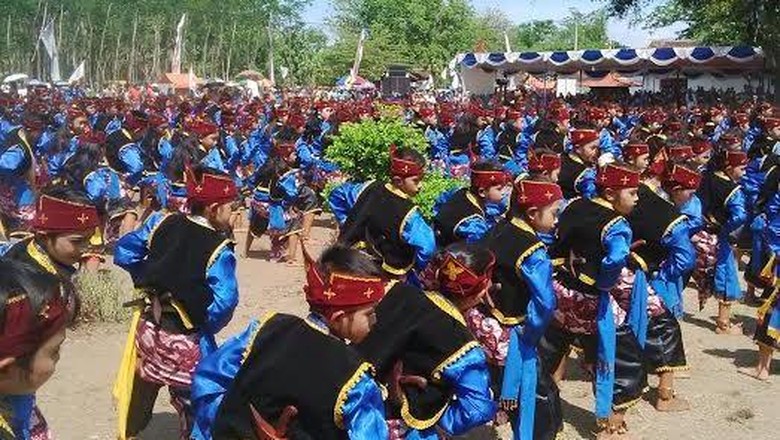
left=334, top=362, right=375, bottom=429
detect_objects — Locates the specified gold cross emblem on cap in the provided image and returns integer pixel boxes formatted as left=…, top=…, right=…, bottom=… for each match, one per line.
left=363, top=288, right=374, bottom=298
left=520, top=194, right=528, bottom=202
left=77, top=213, right=90, bottom=224
left=402, top=165, right=410, bottom=173
left=621, top=175, right=630, bottom=185
left=223, top=185, right=231, bottom=194
left=442, top=261, right=465, bottom=281
left=38, top=214, right=48, bottom=224
left=545, top=191, right=553, bottom=199
left=323, top=290, right=336, bottom=300
left=195, top=185, right=203, bottom=192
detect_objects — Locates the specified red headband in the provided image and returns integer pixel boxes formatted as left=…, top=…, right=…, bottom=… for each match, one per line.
left=570, top=129, right=599, bottom=148
left=471, top=169, right=509, bottom=189
left=302, top=246, right=386, bottom=312
left=188, top=119, right=220, bottom=138
left=763, top=117, right=780, bottom=130
left=665, top=164, right=701, bottom=190
left=724, top=150, right=748, bottom=168
left=527, top=152, right=561, bottom=173
left=390, top=145, right=424, bottom=178
left=185, top=166, right=238, bottom=206
left=0, top=293, right=68, bottom=358
left=33, top=195, right=100, bottom=233
left=597, top=163, right=641, bottom=189
left=667, top=145, right=695, bottom=162
left=437, top=252, right=495, bottom=299
left=691, top=138, right=712, bottom=155
left=515, top=180, right=563, bottom=209
left=623, top=143, right=649, bottom=161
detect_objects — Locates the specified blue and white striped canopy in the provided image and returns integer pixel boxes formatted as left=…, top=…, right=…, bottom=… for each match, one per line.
left=452, top=46, right=764, bottom=73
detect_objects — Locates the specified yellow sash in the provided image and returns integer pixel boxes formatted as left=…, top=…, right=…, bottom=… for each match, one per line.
left=112, top=308, right=142, bottom=439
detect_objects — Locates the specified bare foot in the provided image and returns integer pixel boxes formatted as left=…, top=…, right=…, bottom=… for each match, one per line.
left=715, top=322, right=743, bottom=335
left=737, top=367, right=771, bottom=382
left=655, top=395, right=691, bottom=412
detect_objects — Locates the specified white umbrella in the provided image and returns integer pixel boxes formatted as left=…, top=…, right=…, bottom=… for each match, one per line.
left=3, top=73, right=28, bottom=84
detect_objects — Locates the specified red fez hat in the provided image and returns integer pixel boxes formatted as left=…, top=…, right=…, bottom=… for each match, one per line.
left=719, top=134, right=741, bottom=148
left=419, top=108, right=436, bottom=119
left=274, top=107, right=289, bottom=118
left=0, top=291, right=69, bottom=358
left=390, top=145, right=424, bottom=178
left=664, top=164, right=701, bottom=190
left=663, top=120, right=683, bottom=133
left=67, top=106, right=85, bottom=119
left=302, top=245, right=385, bottom=312
left=471, top=169, right=510, bottom=189
left=185, top=166, right=238, bottom=206
left=79, top=131, right=107, bottom=146
left=597, top=163, right=641, bottom=189
left=187, top=119, right=220, bottom=138
left=506, top=109, right=522, bottom=121
left=515, top=180, right=563, bottom=209
left=493, top=107, right=507, bottom=119
left=527, top=151, right=561, bottom=173
left=147, top=113, right=168, bottom=128
left=274, top=141, right=297, bottom=158
left=437, top=252, right=496, bottom=299
left=588, top=107, right=607, bottom=121
left=124, top=111, right=148, bottom=133
left=570, top=129, right=599, bottom=148
left=691, top=138, right=712, bottom=155
left=763, top=117, right=780, bottom=130
left=623, top=143, right=649, bottom=161
left=724, top=150, right=748, bottom=168
left=667, top=145, right=695, bottom=162
left=32, top=195, right=100, bottom=233
left=734, top=113, right=749, bottom=125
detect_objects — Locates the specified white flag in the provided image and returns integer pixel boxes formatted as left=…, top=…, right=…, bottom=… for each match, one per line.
left=68, top=61, right=85, bottom=84
left=39, top=19, right=60, bottom=81
left=188, top=65, right=195, bottom=91
left=504, top=32, right=512, bottom=53
left=350, top=28, right=369, bottom=85
left=171, top=14, right=186, bottom=74
left=280, top=66, right=289, bottom=80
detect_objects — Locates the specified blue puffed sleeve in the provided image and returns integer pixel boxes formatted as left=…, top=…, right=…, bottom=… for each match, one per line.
left=113, top=211, right=167, bottom=282
left=599, top=129, right=620, bottom=158
left=83, top=170, right=109, bottom=204
left=223, top=135, right=240, bottom=169
left=191, top=320, right=261, bottom=440
left=680, top=194, right=704, bottom=235
left=653, top=219, right=695, bottom=317
left=453, top=216, right=490, bottom=244
left=158, top=136, right=174, bottom=168
left=328, top=181, right=371, bottom=226
left=0, top=145, right=27, bottom=174
left=1, top=394, right=35, bottom=439
left=597, top=218, right=632, bottom=290
left=400, top=208, right=436, bottom=270
left=575, top=168, right=597, bottom=199
left=515, top=132, right=532, bottom=170
left=276, top=170, right=301, bottom=203
left=477, top=127, right=497, bottom=160
left=741, top=158, right=763, bottom=212
left=722, top=187, right=747, bottom=235
left=340, top=371, right=389, bottom=439
left=434, top=347, right=496, bottom=436
left=118, top=144, right=146, bottom=185
left=296, top=139, right=317, bottom=169
left=35, top=129, right=57, bottom=156
left=203, top=245, right=239, bottom=335
left=518, top=247, right=556, bottom=346
left=200, top=147, right=228, bottom=174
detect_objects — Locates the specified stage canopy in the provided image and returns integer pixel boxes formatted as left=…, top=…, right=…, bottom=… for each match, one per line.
left=450, top=46, right=764, bottom=75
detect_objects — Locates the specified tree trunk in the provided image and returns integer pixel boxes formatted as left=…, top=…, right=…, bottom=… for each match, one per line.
left=129, top=13, right=138, bottom=82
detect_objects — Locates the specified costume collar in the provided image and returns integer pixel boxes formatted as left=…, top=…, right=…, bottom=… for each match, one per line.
left=592, top=197, right=615, bottom=211
left=186, top=215, right=216, bottom=231
left=510, top=217, right=537, bottom=236
left=465, top=190, right=485, bottom=215
left=305, top=313, right=332, bottom=336
left=384, top=183, right=410, bottom=200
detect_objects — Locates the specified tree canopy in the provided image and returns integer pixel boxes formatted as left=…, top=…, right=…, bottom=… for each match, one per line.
left=0, top=0, right=621, bottom=87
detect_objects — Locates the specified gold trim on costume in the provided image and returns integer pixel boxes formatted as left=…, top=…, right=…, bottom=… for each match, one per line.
left=26, top=240, right=58, bottom=275
left=206, top=239, right=233, bottom=271
left=146, top=212, right=173, bottom=247
left=654, top=365, right=690, bottom=373
left=431, top=341, right=481, bottom=387
left=630, top=252, right=649, bottom=273
left=424, top=292, right=466, bottom=326
left=382, top=261, right=414, bottom=276
left=662, top=215, right=687, bottom=238
left=399, top=206, right=418, bottom=238
left=241, top=312, right=278, bottom=364
left=578, top=272, right=596, bottom=286
left=399, top=386, right=449, bottom=430
left=452, top=213, right=484, bottom=238
left=592, top=197, right=615, bottom=212
left=384, top=183, right=410, bottom=200
left=509, top=217, right=536, bottom=236
left=490, top=307, right=526, bottom=326
left=465, top=191, right=485, bottom=215
left=334, top=362, right=375, bottom=429
left=168, top=300, right=195, bottom=330
left=600, top=216, right=624, bottom=243
left=723, top=186, right=740, bottom=207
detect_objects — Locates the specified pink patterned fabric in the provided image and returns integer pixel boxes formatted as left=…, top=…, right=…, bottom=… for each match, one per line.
left=387, top=419, right=410, bottom=440
left=691, top=230, right=718, bottom=306
left=135, top=318, right=200, bottom=388
left=29, top=405, right=53, bottom=440
left=552, top=279, right=625, bottom=335
left=609, top=267, right=665, bottom=318
left=464, top=306, right=510, bottom=366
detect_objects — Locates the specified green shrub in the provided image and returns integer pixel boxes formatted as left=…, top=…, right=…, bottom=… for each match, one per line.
left=326, top=119, right=428, bottom=182
left=74, top=268, right=133, bottom=323
left=414, top=171, right=467, bottom=221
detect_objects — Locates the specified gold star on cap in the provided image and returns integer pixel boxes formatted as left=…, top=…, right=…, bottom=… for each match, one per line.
left=442, top=261, right=464, bottom=281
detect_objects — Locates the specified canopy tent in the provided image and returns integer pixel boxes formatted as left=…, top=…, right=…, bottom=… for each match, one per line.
left=580, top=72, right=642, bottom=88
left=336, top=75, right=375, bottom=90
left=449, top=46, right=766, bottom=95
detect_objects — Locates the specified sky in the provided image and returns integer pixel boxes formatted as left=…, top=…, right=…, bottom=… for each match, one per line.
left=302, top=0, right=688, bottom=48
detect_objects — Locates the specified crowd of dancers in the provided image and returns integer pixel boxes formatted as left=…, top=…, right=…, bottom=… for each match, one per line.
left=0, top=83, right=778, bottom=440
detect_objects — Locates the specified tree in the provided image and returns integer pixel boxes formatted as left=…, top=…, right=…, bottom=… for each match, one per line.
left=512, top=9, right=620, bottom=52
left=603, top=0, right=780, bottom=102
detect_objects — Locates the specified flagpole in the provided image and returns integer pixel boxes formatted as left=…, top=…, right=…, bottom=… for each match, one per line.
left=267, top=13, right=275, bottom=85
left=350, top=29, right=367, bottom=86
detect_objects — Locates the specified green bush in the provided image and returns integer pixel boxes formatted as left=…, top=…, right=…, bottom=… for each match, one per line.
left=326, top=119, right=428, bottom=182
left=414, top=171, right=467, bottom=221
left=74, top=268, right=133, bottom=323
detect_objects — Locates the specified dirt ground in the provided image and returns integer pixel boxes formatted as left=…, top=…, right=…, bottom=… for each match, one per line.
left=38, top=216, right=779, bottom=439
